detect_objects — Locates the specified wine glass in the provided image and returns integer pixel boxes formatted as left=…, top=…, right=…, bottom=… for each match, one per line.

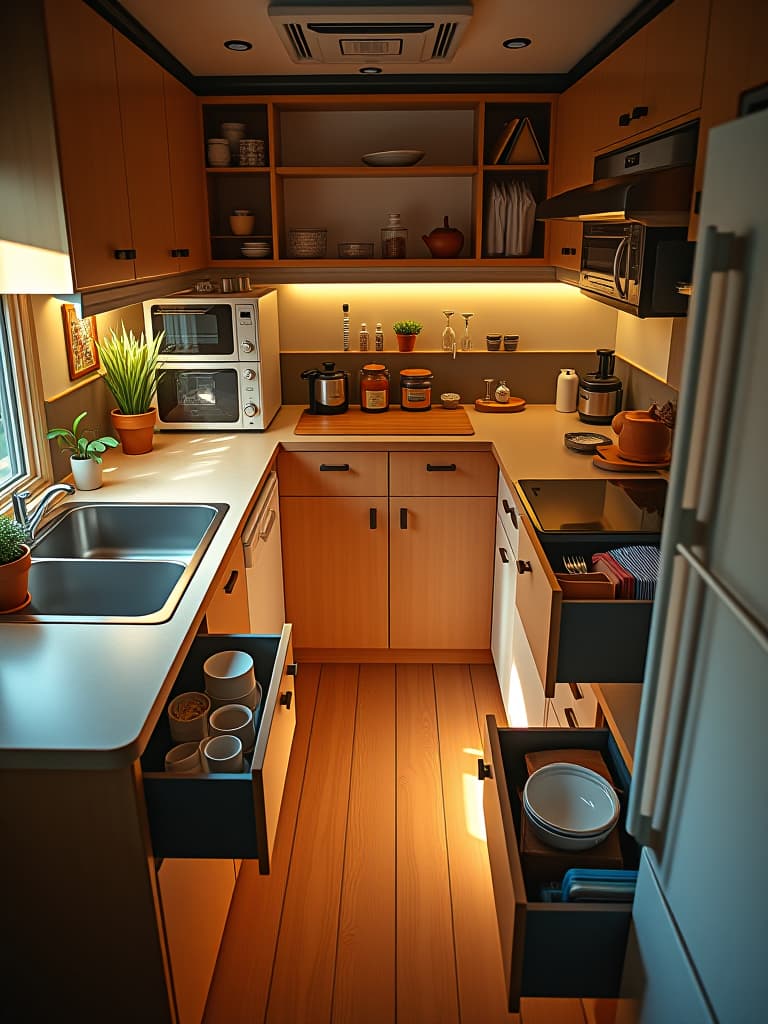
left=441, top=310, right=456, bottom=353
left=460, top=312, right=474, bottom=351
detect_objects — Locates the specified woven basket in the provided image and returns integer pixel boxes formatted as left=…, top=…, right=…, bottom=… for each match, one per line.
left=287, top=228, right=327, bottom=259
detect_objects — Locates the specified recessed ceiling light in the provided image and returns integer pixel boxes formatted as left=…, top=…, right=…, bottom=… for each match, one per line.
left=359, top=66, right=383, bottom=75
left=224, top=39, right=253, bottom=52
left=503, top=37, right=532, bottom=49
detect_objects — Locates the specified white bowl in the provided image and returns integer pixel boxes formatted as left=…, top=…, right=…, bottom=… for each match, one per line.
left=209, top=703, right=256, bottom=752
left=199, top=734, right=243, bottom=774
left=524, top=806, right=615, bottom=851
left=361, top=149, right=425, bottom=166
left=164, top=741, right=203, bottom=773
left=206, top=678, right=262, bottom=711
left=523, top=763, right=620, bottom=836
left=167, top=691, right=211, bottom=743
left=203, top=650, right=255, bottom=700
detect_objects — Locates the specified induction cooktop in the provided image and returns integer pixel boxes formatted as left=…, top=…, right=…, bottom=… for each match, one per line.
left=518, top=478, right=667, bottom=534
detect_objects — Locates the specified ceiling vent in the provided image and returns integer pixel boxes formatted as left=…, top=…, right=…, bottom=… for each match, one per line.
left=267, top=2, right=473, bottom=64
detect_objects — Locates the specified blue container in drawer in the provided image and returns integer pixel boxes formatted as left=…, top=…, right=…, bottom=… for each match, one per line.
left=141, top=627, right=296, bottom=873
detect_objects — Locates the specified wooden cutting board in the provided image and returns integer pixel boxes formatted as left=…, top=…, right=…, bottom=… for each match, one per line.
left=474, top=397, right=526, bottom=413
left=593, top=443, right=670, bottom=472
left=294, top=405, right=474, bottom=435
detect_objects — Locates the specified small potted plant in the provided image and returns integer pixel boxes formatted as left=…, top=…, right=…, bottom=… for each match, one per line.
left=46, top=411, right=119, bottom=491
left=392, top=319, right=423, bottom=352
left=97, top=323, right=165, bottom=455
left=0, top=518, right=31, bottom=614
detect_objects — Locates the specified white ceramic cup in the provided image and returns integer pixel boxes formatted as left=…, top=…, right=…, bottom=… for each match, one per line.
left=167, top=691, right=211, bottom=743
left=208, top=679, right=262, bottom=712
left=164, top=741, right=203, bottom=774
left=209, top=703, right=256, bottom=752
left=203, top=650, right=256, bottom=701
left=200, top=734, right=243, bottom=773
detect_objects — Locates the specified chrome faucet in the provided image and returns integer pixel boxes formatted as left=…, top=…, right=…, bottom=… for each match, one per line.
left=12, top=484, right=75, bottom=544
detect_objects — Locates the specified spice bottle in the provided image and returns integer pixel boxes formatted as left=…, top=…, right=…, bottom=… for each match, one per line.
left=360, top=364, right=390, bottom=413
left=359, top=323, right=369, bottom=351
left=381, top=213, right=407, bottom=259
left=555, top=368, right=579, bottom=412
left=495, top=379, right=511, bottom=404
left=400, top=368, right=433, bottom=411
left=374, top=323, right=384, bottom=352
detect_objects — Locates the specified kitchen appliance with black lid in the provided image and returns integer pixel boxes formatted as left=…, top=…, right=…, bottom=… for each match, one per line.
left=578, top=349, right=623, bottom=424
left=301, top=361, right=349, bottom=415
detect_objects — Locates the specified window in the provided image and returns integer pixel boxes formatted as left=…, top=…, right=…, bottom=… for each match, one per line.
left=0, top=296, right=51, bottom=508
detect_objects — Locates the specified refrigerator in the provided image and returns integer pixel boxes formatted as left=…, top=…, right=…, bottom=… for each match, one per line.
left=617, top=108, right=768, bottom=1021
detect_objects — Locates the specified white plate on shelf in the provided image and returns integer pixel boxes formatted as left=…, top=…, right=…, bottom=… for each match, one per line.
left=361, top=149, right=425, bottom=167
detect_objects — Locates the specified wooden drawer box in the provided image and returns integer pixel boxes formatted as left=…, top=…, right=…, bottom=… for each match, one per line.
left=481, top=721, right=639, bottom=1011
left=278, top=450, right=387, bottom=496
left=141, top=627, right=296, bottom=873
left=389, top=450, right=497, bottom=496
left=515, top=518, right=655, bottom=697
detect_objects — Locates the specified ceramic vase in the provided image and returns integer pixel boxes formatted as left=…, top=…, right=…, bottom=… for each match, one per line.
left=70, top=456, right=103, bottom=491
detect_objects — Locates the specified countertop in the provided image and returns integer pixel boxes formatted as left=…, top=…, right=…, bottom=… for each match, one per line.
left=0, top=404, right=637, bottom=770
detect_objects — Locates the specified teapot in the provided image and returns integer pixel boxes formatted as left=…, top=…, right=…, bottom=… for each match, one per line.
left=612, top=408, right=672, bottom=462
left=301, top=361, right=349, bottom=415
left=422, top=216, right=464, bottom=259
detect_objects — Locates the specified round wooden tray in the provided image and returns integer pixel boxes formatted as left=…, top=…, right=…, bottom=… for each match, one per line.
left=474, top=397, right=526, bottom=413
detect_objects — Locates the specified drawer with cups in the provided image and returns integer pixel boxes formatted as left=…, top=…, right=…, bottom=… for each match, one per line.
left=515, top=517, right=657, bottom=697
left=480, top=720, right=639, bottom=1010
left=141, top=626, right=296, bottom=874
left=389, top=450, right=498, bottom=497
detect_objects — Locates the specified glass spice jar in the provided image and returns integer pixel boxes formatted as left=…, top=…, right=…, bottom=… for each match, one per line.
left=360, top=364, right=390, bottom=413
left=381, top=213, right=407, bottom=259
left=400, top=368, right=433, bottom=411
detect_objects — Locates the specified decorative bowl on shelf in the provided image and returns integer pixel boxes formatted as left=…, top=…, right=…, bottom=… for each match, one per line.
left=338, top=242, right=375, bottom=258
left=287, top=228, right=327, bottom=259
left=361, top=149, right=425, bottom=167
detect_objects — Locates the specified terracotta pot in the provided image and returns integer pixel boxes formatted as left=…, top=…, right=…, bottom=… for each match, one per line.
left=396, top=333, right=418, bottom=352
left=0, top=545, right=31, bottom=614
left=110, top=408, right=157, bottom=456
left=70, top=455, right=103, bottom=490
left=612, top=408, right=672, bottom=462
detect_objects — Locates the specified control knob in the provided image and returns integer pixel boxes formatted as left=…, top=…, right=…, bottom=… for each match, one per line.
left=244, top=403, right=258, bottom=418
left=243, top=367, right=256, bottom=380
left=241, top=341, right=255, bottom=353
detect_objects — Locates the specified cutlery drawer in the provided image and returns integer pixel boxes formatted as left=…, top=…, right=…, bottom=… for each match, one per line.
left=278, top=450, right=388, bottom=496
left=515, top=517, right=655, bottom=696
left=389, top=450, right=498, bottom=496
left=481, top=723, right=639, bottom=1011
left=141, top=626, right=296, bottom=873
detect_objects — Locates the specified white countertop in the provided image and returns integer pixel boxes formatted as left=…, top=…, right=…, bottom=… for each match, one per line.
left=0, top=404, right=627, bottom=769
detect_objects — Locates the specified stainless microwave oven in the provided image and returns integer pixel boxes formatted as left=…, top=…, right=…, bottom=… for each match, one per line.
left=142, top=289, right=282, bottom=430
left=579, top=222, right=694, bottom=318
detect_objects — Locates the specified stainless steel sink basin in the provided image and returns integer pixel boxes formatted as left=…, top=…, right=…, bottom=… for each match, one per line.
left=7, top=501, right=229, bottom=624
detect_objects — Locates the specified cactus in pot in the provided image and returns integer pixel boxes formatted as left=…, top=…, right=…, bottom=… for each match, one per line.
left=0, top=517, right=31, bottom=613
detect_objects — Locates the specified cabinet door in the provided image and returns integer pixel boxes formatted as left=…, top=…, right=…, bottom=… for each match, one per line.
left=548, top=220, right=582, bottom=272
left=163, top=73, right=208, bottom=271
left=552, top=75, right=596, bottom=194
left=113, top=33, right=178, bottom=281
left=44, top=0, right=134, bottom=289
left=491, top=516, right=515, bottom=699
left=589, top=29, right=647, bottom=150
left=157, top=858, right=236, bottom=1024
left=281, top=497, right=388, bottom=649
left=642, top=0, right=708, bottom=133
left=390, top=497, right=495, bottom=649
left=205, top=543, right=251, bottom=634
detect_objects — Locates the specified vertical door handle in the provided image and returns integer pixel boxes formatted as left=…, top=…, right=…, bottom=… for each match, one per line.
left=223, top=569, right=239, bottom=594
left=258, top=508, right=277, bottom=542
left=400, top=507, right=408, bottom=530
left=563, top=707, right=578, bottom=728
left=516, top=559, right=532, bottom=574
left=287, top=663, right=298, bottom=676
left=498, top=547, right=510, bottom=564
left=568, top=682, right=583, bottom=701
left=477, top=758, right=492, bottom=780
left=502, top=500, right=518, bottom=529
left=369, top=507, right=377, bottom=529
left=279, top=691, right=293, bottom=709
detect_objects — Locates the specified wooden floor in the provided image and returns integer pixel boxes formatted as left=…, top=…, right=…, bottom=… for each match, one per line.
left=204, top=663, right=613, bottom=1024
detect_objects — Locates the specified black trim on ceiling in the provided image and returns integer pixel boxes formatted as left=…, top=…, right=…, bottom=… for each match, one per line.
left=564, top=0, right=674, bottom=88
left=193, top=73, right=569, bottom=97
left=84, top=0, right=196, bottom=90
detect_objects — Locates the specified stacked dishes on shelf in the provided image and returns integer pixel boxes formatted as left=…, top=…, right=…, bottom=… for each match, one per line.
left=241, top=239, right=272, bottom=259
left=522, top=762, right=620, bottom=851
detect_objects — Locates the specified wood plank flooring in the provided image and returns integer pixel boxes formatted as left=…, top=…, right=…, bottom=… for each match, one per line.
left=204, top=662, right=604, bottom=1024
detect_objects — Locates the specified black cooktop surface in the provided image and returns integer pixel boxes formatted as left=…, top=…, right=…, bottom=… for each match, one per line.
left=518, top=478, right=667, bottom=533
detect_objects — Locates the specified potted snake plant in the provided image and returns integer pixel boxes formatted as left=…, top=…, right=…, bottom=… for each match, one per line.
left=46, top=411, right=119, bottom=490
left=97, top=323, right=165, bottom=455
left=0, top=517, right=31, bottom=614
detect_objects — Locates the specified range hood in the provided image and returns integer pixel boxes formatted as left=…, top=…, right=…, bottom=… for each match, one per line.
left=537, top=123, right=698, bottom=226
left=267, top=1, right=472, bottom=64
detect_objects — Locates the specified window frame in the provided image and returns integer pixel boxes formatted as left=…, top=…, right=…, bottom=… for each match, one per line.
left=0, top=295, right=52, bottom=512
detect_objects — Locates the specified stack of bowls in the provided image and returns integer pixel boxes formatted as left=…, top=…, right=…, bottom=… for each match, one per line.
left=241, top=240, right=272, bottom=259
left=203, top=649, right=262, bottom=711
left=522, top=762, right=620, bottom=851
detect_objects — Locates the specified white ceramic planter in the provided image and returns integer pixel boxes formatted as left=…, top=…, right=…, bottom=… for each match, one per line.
left=70, top=456, right=102, bottom=491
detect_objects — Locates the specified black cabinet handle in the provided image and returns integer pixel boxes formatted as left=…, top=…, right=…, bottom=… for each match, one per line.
left=279, top=690, right=293, bottom=709
left=477, top=758, right=492, bottom=781
left=631, top=105, right=649, bottom=120
left=426, top=463, right=456, bottom=472
left=223, top=569, right=239, bottom=594
left=569, top=682, right=584, bottom=701
left=178, top=248, right=190, bottom=258
left=113, top=248, right=136, bottom=260
left=319, top=463, right=350, bottom=472
left=400, top=507, right=408, bottom=530
left=560, top=246, right=577, bottom=256
left=369, top=507, right=377, bottom=529
left=287, top=663, right=298, bottom=676
left=564, top=707, right=578, bottom=729
left=516, top=559, right=532, bottom=574
left=502, top=500, right=518, bottom=529
left=694, top=190, right=702, bottom=215
left=498, top=547, right=510, bottom=564
left=618, top=112, right=631, bottom=126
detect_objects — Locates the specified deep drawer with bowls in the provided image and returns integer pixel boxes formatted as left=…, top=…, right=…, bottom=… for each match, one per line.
left=141, top=626, right=296, bottom=873
left=481, top=722, right=639, bottom=1010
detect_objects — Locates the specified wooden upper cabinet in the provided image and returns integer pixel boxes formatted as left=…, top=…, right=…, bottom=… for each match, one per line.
left=588, top=28, right=647, bottom=150
left=164, top=73, right=209, bottom=271
left=44, top=0, right=134, bottom=290
left=642, top=0, right=709, bottom=131
left=552, top=76, right=595, bottom=194
left=113, top=35, right=178, bottom=281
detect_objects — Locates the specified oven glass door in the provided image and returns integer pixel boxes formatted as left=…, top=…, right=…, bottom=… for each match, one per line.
left=581, top=229, right=628, bottom=278
left=150, top=304, right=235, bottom=359
left=157, top=368, right=240, bottom=425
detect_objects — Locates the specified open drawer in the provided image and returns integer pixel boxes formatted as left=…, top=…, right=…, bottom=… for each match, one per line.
left=141, top=626, right=296, bottom=874
left=515, top=515, right=655, bottom=696
left=481, top=720, right=639, bottom=1011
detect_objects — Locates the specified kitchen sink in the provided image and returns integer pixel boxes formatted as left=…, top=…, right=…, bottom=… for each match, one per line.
left=7, top=501, right=229, bottom=624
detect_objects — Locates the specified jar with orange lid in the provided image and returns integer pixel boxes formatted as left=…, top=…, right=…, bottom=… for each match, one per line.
left=359, top=363, right=390, bottom=413
left=400, top=368, right=433, bottom=411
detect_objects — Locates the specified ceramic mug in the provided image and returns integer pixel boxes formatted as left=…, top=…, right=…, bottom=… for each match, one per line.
left=209, top=703, right=256, bottom=752
left=203, top=649, right=256, bottom=701
left=612, top=409, right=671, bottom=462
left=164, top=741, right=203, bottom=773
left=200, top=734, right=243, bottom=773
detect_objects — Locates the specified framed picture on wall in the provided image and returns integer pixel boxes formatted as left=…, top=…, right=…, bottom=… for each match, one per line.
left=62, top=303, right=100, bottom=381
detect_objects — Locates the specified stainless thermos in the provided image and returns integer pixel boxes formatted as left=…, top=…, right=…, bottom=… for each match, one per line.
left=301, top=361, right=350, bottom=415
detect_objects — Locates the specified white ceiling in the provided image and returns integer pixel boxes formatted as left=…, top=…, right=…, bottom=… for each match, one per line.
left=117, top=0, right=639, bottom=78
